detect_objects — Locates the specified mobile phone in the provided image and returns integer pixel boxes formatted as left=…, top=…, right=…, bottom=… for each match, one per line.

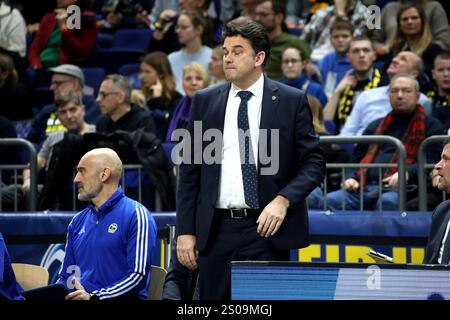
left=367, top=250, right=394, bottom=264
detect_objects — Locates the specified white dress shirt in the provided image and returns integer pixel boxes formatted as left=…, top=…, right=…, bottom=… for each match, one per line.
left=216, top=74, right=264, bottom=209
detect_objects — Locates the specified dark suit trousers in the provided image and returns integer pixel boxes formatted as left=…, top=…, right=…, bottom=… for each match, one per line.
left=198, top=213, right=290, bottom=300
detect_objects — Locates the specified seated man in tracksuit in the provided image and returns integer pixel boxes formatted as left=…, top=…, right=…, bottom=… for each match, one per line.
left=57, top=148, right=157, bottom=300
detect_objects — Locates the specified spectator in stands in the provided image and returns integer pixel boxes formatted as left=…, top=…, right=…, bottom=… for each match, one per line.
left=0, top=0, right=27, bottom=81
left=317, top=18, right=353, bottom=98
left=96, top=74, right=155, bottom=134
left=0, top=114, right=19, bottom=186
left=27, top=0, right=97, bottom=79
left=165, top=62, right=209, bottom=143
left=0, top=232, right=24, bottom=300
left=323, top=36, right=380, bottom=134
left=0, top=53, right=32, bottom=121
left=140, top=51, right=182, bottom=138
left=373, top=0, right=450, bottom=54
left=285, top=0, right=312, bottom=29
left=253, top=0, right=311, bottom=81
left=95, top=0, right=153, bottom=48
left=1, top=92, right=94, bottom=211
left=339, top=51, right=432, bottom=137
left=57, top=148, right=157, bottom=300
left=424, top=138, right=450, bottom=264
left=208, top=45, right=226, bottom=86
left=149, top=0, right=216, bottom=55
left=168, top=10, right=212, bottom=95
left=301, top=0, right=369, bottom=62
left=310, top=74, right=443, bottom=211
left=383, top=3, right=443, bottom=80
left=26, top=64, right=100, bottom=147
left=280, top=46, right=327, bottom=107
left=427, top=52, right=450, bottom=133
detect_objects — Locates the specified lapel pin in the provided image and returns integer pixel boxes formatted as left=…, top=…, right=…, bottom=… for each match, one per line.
left=272, top=96, right=276, bottom=101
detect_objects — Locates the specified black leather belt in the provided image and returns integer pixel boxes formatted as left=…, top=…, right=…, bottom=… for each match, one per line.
left=215, top=208, right=260, bottom=219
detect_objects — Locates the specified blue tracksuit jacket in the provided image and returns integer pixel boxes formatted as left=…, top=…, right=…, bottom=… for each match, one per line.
left=58, top=187, right=157, bottom=300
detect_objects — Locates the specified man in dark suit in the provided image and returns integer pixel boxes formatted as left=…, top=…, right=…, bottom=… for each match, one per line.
left=424, top=138, right=450, bottom=264
left=176, top=17, right=325, bottom=299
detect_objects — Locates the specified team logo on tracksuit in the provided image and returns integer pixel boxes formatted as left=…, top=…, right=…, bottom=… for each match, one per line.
left=108, top=223, right=118, bottom=234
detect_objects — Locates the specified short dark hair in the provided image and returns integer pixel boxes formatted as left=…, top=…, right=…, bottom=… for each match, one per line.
left=282, top=46, right=304, bottom=61
left=330, top=18, right=354, bottom=35
left=255, top=0, right=286, bottom=16
left=349, top=35, right=375, bottom=51
left=443, top=138, right=450, bottom=148
left=434, top=51, right=450, bottom=68
left=222, top=17, right=271, bottom=66
left=55, top=92, right=83, bottom=110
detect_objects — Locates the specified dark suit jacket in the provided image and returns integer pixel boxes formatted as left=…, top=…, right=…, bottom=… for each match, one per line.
left=176, top=77, right=326, bottom=252
left=424, top=199, right=450, bottom=264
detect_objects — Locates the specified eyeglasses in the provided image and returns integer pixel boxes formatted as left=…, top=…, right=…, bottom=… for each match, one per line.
left=97, top=91, right=120, bottom=99
left=282, top=59, right=301, bottom=65
left=50, top=79, right=74, bottom=87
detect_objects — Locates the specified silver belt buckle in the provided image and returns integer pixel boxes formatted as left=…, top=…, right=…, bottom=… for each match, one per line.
left=230, top=209, right=247, bottom=219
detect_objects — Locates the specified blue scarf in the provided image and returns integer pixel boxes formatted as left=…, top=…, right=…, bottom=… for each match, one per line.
left=281, top=75, right=308, bottom=91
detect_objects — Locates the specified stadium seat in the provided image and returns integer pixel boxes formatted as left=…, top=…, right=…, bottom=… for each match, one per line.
left=34, top=86, right=54, bottom=110
left=111, top=29, right=153, bottom=51
left=13, top=119, right=34, bottom=139
left=118, top=63, right=141, bottom=89
left=117, top=63, right=141, bottom=76
left=93, top=29, right=152, bottom=74
left=148, top=265, right=167, bottom=300
left=94, top=49, right=144, bottom=74
left=81, top=67, right=105, bottom=96
left=12, top=263, right=49, bottom=291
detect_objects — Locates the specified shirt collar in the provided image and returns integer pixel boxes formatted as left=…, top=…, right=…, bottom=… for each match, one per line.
left=230, top=74, right=265, bottom=101
left=88, top=186, right=125, bottom=215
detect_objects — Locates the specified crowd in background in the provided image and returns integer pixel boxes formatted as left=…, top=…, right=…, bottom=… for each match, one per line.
left=0, top=0, right=449, bottom=212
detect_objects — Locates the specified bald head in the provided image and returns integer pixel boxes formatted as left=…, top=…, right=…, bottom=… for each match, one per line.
left=82, top=148, right=123, bottom=183
left=74, top=148, right=123, bottom=205
left=386, top=51, right=424, bottom=79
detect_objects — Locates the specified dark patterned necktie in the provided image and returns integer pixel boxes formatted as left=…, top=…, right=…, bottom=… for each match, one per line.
left=237, top=91, right=259, bottom=209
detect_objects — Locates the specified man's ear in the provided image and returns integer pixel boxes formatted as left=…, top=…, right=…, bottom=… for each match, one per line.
left=101, top=168, right=112, bottom=182
left=255, top=51, right=266, bottom=68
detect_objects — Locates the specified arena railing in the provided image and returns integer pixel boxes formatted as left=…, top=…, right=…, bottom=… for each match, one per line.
left=319, top=136, right=407, bottom=211
left=0, top=138, right=38, bottom=211
left=71, top=163, right=162, bottom=212
left=417, top=135, right=449, bottom=211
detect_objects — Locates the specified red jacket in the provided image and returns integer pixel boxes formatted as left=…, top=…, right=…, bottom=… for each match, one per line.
left=28, top=11, right=97, bottom=68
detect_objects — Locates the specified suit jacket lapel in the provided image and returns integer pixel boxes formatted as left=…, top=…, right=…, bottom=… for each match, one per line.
left=258, top=77, right=279, bottom=174
left=259, top=77, right=279, bottom=131
left=210, top=83, right=231, bottom=132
